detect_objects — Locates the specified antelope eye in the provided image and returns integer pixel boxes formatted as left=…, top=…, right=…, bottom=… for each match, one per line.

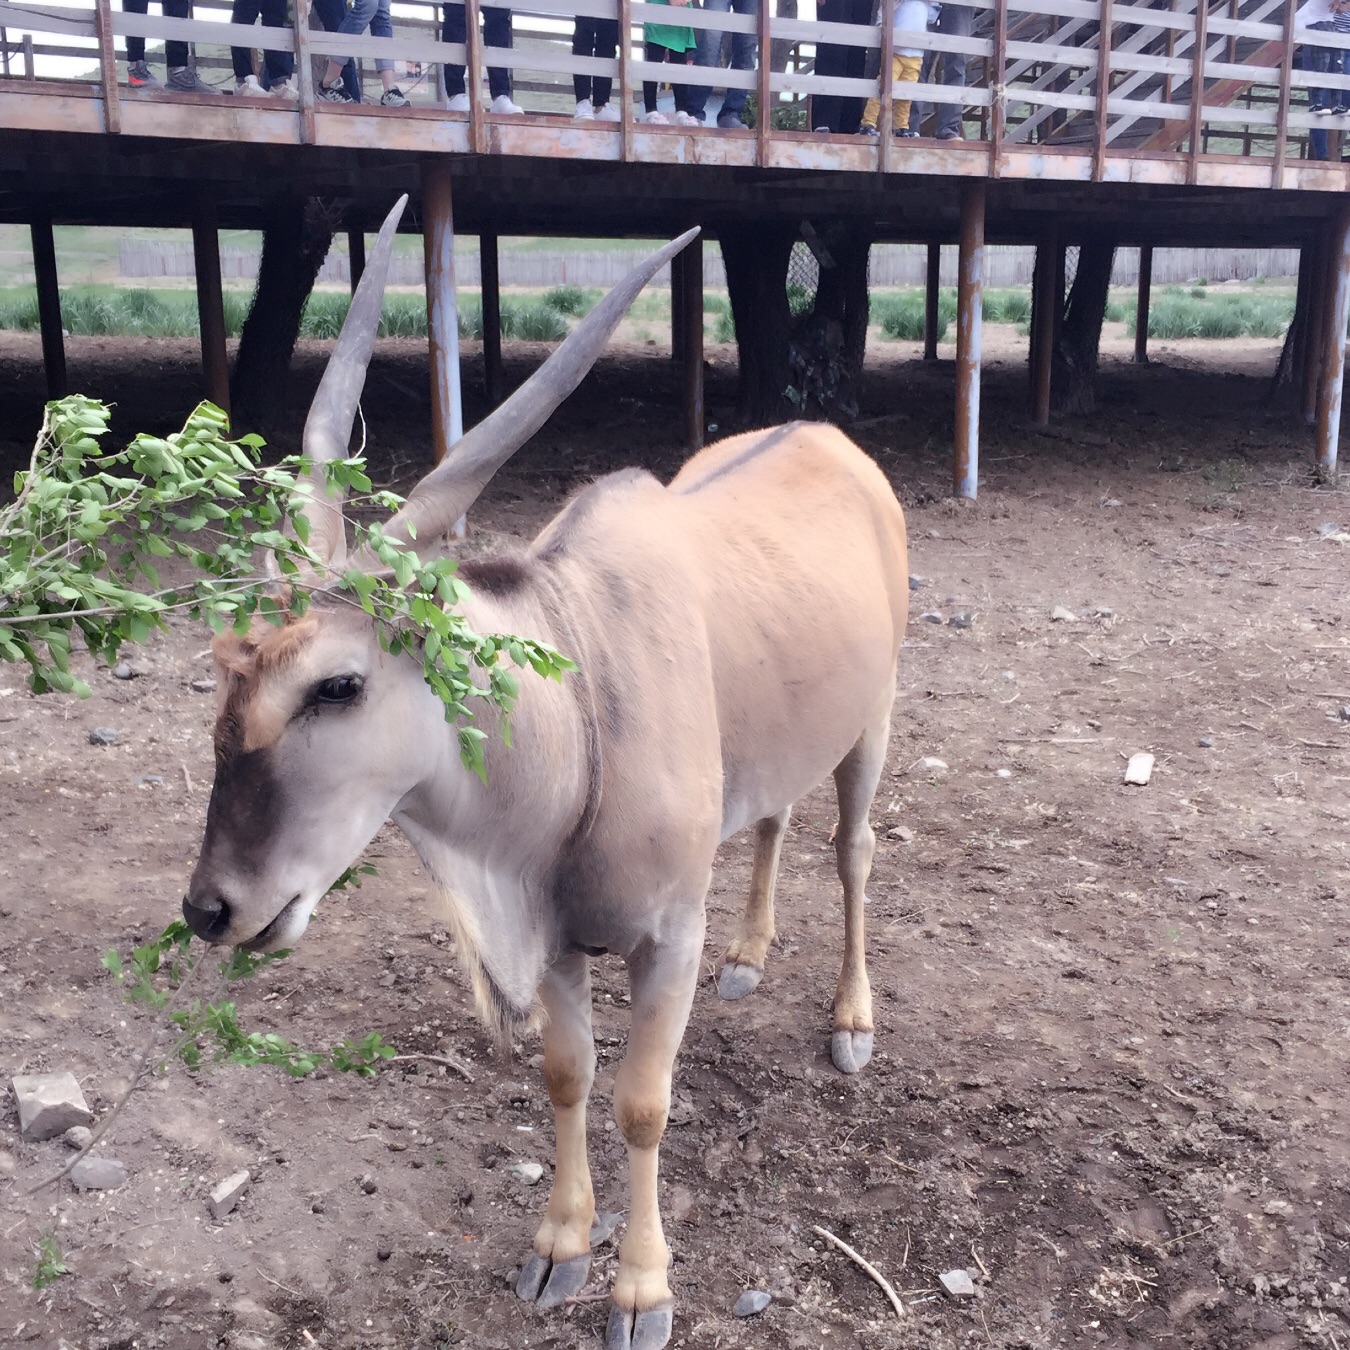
left=315, top=675, right=363, bottom=705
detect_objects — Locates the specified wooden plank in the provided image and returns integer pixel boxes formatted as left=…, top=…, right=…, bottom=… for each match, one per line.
left=990, top=0, right=1008, bottom=176
left=30, top=209, right=66, bottom=399
left=110, top=12, right=297, bottom=49
left=0, top=1, right=94, bottom=37
left=465, top=0, right=486, bottom=151
left=1093, top=0, right=1111, bottom=181
left=93, top=0, right=118, bottom=135
left=954, top=181, right=985, bottom=500
left=877, top=0, right=895, bottom=173
left=293, top=0, right=314, bottom=147
left=618, top=0, right=632, bottom=162
left=422, top=157, right=463, bottom=469
left=757, top=0, right=772, bottom=168
left=1315, top=203, right=1350, bottom=481
left=1187, top=0, right=1208, bottom=181
left=1030, top=227, right=1055, bottom=422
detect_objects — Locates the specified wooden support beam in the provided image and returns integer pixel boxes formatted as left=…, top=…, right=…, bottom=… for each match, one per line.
left=619, top=0, right=633, bottom=162
left=1314, top=204, right=1350, bottom=482
left=756, top=0, right=772, bottom=168
left=465, top=0, right=487, bottom=154
left=1030, top=228, right=1056, bottom=425
left=293, top=0, right=315, bottom=145
left=670, top=244, right=685, bottom=362
left=877, top=0, right=896, bottom=174
left=1133, top=244, right=1152, bottom=365
left=989, top=0, right=1008, bottom=176
left=954, top=182, right=985, bottom=500
left=192, top=189, right=230, bottom=416
left=93, top=0, right=120, bottom=134
left=1302, top=234, right=1327, bottom=427
left=679, top=236, right=704, bottom=450
left=30, top=210, right=66, bottom=400
left=480, top=231, right=503, bottom=406
left=923, top=241, right=941, bottom=361
left=1291, top=243, right=1313, bottom=406
left=1092, top=0, right=1111, bottom=182
left=422, top=157, right=466, bottom=539
left=1187, top=0, right=1209, bottom=185
left=348, top=227, right=366, bottom=295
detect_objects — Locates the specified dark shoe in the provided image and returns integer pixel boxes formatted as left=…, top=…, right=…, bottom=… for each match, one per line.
left=936, top=128, right=964, bottom=140
left=895, top=128, right=918, bottom=138
left=1313, top=104, right=1333, bottom=116
left=317, top=81, right=354, bottom=103
left=166, top=65, right=220, bottom=94
left=380, top=86, right=409, bottom=107
left=716, top=111, right=744, bottom=129
left=127, top=60, right=161, bottom=89
left=857, top=124, right=879, bottom=137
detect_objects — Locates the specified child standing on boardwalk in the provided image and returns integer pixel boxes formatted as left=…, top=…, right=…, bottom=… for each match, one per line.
left=642, top=0, right=697, bottom=125
left=858, top=0, right=931, bottom=137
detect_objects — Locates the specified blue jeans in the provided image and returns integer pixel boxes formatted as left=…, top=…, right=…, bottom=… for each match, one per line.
left=687, top=0, right=756, bottom=123
left=908, top=3, right=970, bottom=137
left=338, top=0, right=395, bottom=72
left=442, top=4, right=513, bottom=99
left=1302, top=23, right=1344, bottom=115
left=230, top=0, right=294, bottom=82
left=311, top=0, right=362, bottom=99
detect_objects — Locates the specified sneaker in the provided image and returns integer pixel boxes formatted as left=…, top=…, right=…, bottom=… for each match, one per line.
left=269, top=76, right=298, bottom=98
left=1313, top=104, right=1334, bottom=116
left=857, top=124, right=879, bottom=137
left=489, top=93, right=523, bottom=115
left=813, top=125, right=831, bottom=133
left=716, top=110, right=744, bottom=129
left=644, top=110, right=670, bottom=125
left=316, top=80, right=354, bottom=103
left=673, top=110, right=700, bottom=127
left=896, top=128, right=919, bottom=138
left=126, top=60, right=161, bottom=89
left=167, top=65, right=221, bottom=94
left=446, top=91, right=471, bottom=112
left=235, top=74, right=266, bottom=96
left=594, top=101, right=620, bottom=122
left=935, top=128, right=962, bottom=140
left=380, top=86, right=409, bottom=107
left=575, top=97, right=595, bottom=119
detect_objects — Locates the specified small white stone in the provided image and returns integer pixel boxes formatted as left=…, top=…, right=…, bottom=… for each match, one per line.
left=509, top=1161, right=544, bottom=1185
left=939, top=1269, right=977, bottom=1299
left=1050, top=605, right=1078, bottom=623
left=886, top=825, right=915, bottom=843
left=1123, top=752, right=1155, bottom=786
left=12, top=1072, right=94, bottom=1141
left=908, top=756, right=948, bottom=775
left=995, top=768, right=1012, bottom=779
left=209, top=1169, right=252, bottom=1219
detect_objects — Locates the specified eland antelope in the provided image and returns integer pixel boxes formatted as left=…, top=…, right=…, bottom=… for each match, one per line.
left=184, top=197, right=909, bottom=1350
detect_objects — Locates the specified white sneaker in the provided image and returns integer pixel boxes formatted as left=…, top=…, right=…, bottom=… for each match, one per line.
left=446, top=91, right=470, bottom=112
left=489, top=93, right=523, bottom=115
left=644, top=110, right=669, bottom=125
left=673, top=110, right=700, bottom=127
left=269, top=76, right=297, bottom=98
left=574, top=97, right=595, bottom=119
left=594, top=101, right=620, bottom=122
left=236, top=74, right=266, bottom=96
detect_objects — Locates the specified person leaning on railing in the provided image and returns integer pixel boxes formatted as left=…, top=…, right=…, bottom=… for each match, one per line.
left=230, top=0, right=296, bottom=98
left=123, top=0, right=220, bottom=93
left=685, top=0, right=757, bottom=130
left=315, top=0, right=411, bottom=105
left=572, top=7, right=621, bottom=120
left=812, top=0, right=871, bottom=135
left=641, top=0, right=698, bottom=124
left=1298, top=0, right=1349, bottom=119
left=908, top=1, right=969, bottom=140
left=857, top=0, right=927, bottom=138
left=442, top=1, right=523, bottom=113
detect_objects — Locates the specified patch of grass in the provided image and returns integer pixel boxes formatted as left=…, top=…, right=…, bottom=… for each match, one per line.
left=1129, top=292, right=1293, bottom=340
left=714, top=309, right=736, bottom=344
left=703, top=293, right=729, bottom=315
left=983, top=288, right=1032, bottom=324
left=787, top=282, right=814, bottom=317
left=33, top=1234, right=68, bottom=1290
left=542, top=284, right=600, bottom=317
left=871, top=289, right=955, bottom=342
left=510, top=300, right=569, bottom=341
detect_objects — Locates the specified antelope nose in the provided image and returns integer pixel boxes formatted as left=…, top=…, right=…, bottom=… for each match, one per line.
left=182, top=892, right=232, bottom=943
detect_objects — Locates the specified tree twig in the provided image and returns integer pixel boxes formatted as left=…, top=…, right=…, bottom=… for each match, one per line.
left=387, top=1052, right=475, bottom=1083
left=812, top=1224, right=904, bottom=1319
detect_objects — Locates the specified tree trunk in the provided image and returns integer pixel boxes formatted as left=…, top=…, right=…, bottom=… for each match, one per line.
left=1053, top=237, right=1115, bottom=415
left=719, top=222, right=797, bottom=426
left=230, top=196, right=335, bottom=429
left=795, top=223, right=870, bottom=419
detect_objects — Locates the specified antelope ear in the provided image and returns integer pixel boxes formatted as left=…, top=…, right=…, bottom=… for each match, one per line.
left=211, top=630, right=258, bottom=674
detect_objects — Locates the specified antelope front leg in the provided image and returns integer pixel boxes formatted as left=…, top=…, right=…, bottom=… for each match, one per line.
left=606, top=922, right=704, bottom=1350
left=517, top=952, right=597, bottom=1309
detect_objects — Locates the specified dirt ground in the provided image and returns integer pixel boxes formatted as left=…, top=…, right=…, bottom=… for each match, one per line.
left=1, top=324, right=1349, bottom=1350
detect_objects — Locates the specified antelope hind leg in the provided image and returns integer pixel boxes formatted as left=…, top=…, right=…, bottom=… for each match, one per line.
left=829, top=701, right=891, bottom=1075
left=518, top=952, right=597, bottom=1310
left=606, top=919, right=705, bottom=1350
left=717, top=807, right=790, bottom=1001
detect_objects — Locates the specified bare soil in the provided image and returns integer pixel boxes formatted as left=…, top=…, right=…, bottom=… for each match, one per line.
left=1, top=327, right=1349, bottom=1350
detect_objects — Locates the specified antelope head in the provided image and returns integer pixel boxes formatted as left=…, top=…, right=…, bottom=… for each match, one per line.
left=182, top=197, right=698, bottom=951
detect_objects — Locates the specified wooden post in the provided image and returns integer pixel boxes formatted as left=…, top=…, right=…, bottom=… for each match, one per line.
left=680, top=236, right=704, bottom=450
left=756, top=0, right=772, bottom=166
left=423, top=159, right=465, bottom=486
left=1030, top=229, right=1056, bottom=424
left=465, top=0, right=487, bottom=154
left=1187, top=0, right=1209, bottom=184
left=1053, top=237, right=1068, bottom=351
left=1133, top=244, right=1152, bottom=364
left=923, top=241, right=941, bottom=361
left=670, top=245, right=685, bottom=362
left=348, top=228, right=366, bottom=295
left=1274, top=0, right=1296, bottom=188
left=293, top=0, right=315, bottom=145
left=1315, top=204, right=1350, bottom=481
left=480, top=232, right=503, bottom=406
left=877, top=0, right=895, bottom=172
left=954, top=182, right=985, bottom=500
left=1092, top=0, right=1112, bottom=181
left=1302, top=233, right=1327, bottom=426
left=990, top=0, right=1008, bottom=175
left=1291, top=242, right=1314, bottom=403
left=30, top=211, right=66, bottom=400
left=619, top=0, right=633, bottom=162
left=192, top=189, right=231, bottom=417
left=93, top=0, right=121, bottom=134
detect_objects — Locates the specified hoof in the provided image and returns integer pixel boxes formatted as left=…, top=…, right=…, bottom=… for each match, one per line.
left=537, top=1253, right=592, bottom=1309
left=516, top=1252, right=551, bottom=1302
left=717, top=961, right=763, bottom=1001
left=606, top=1304, right=674, bottom=1350
left=830, top=1029, right=873, bottom=1075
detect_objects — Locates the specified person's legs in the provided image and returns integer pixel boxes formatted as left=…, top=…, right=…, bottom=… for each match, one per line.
left=230, top=0, right=263, bottom=82
left=892, top=51, right=921, bottom=129
left=573, top=15, right=597, bottom=104
left=934, top=3, right=971, bottom=137
left=643, top=41, right=666, bottom=115
left=593, top=17, right=618, bottom=107
left=482, top=6, right=513, bottom=101
left=687, top=0, right=731, bottom=123
left=312, top=0, right=360, bottom=97
left=124, top=0, right=148, bottom=66
left=163, top=0, right=190, bottom=70
left=442, top=3, right=467, bottom=98
left=813, top=0, right=851, bottom=130
left=836, top=0, right=871, bottom=135
left=907, top=48, right=936, bottom=133
left=1306, top=25, right=1333, bottom=112
left=719, top=0, right=756, bottom=119
left=259, top=0, right=294, bottom=81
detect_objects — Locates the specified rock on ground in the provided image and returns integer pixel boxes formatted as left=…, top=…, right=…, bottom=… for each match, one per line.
left=12, top=1071, right=94, bottom=1141
left=209, top=1170, right=252, bottom=1219
left=70, top=1156, right=128, bottom=1190
left=733, top=1289, right=772, bottom=1317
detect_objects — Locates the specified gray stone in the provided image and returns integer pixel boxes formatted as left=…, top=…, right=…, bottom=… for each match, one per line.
left=1124, top=752, right=1155, bottom=786
left=1317, top=522, right=1341, bottom=538
left=1338, top=705, right=1350, bottom=723
left=948, top=612, right=974, bottom=629
left=209, top=1170, right=251, bottom=1219
left=1050, top=605, right=1078, bottom=623
left=70, top=1156, right=128, bottom=1190
left=12, top=1072, right=94, bottom=1141
left=509, top=1161, right=545, bottom=1185
left=112, top=662, right=135, bottom=680
left=733, top=1290, right=772, bottom=1318
left=1087, top=604, right=1115, bottom=619
left=88, top=727, right=119, bottom=746
left=886, top=825, right=915, bottom=843
left=191, top=677, right=218, bottom=694
left=918, top=611, right=944, bottom=624
left=360, top=1174, right=378, bottom=1194
left=939, top=1269, right=977, bottom=1299
left=62, top=1125, right=93, bottom=1151
left=1198, top=736, right=1214, bottom=748
left=908, top=756, right=948, bottom=775
left=908, top=575, right=927, bottom=590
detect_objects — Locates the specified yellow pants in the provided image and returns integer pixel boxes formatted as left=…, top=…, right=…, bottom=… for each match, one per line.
left=862, top=53, right=923, bottom=131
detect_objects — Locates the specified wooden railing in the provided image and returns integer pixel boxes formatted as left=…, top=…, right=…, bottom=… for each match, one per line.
left=1, top=0, right=1346, bottom=179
